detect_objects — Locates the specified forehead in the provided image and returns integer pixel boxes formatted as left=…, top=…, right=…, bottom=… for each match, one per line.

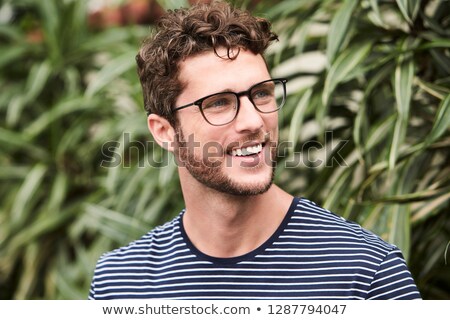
left=177, top=48, right=271, bottom=100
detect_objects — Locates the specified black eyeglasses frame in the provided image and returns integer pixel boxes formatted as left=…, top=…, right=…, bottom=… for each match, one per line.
left=171, top=78, right=288, bottom=126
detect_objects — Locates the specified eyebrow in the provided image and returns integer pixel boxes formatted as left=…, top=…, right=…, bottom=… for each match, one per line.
left=215, top=88, right=234, bottom=94
left=208, top=79, right=269, bottom=95
left=208, top=83, right=258, bottom=96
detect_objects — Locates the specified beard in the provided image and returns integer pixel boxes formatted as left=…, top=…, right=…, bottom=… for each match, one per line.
left=174, top=129, right=277, bottom=196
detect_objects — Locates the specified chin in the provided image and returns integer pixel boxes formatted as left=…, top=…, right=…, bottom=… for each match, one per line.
left=224, top=180, right=274, bottom=197
left=202, top=165, right=276, bottom=196
left=177, top=130, right=277, bottom=196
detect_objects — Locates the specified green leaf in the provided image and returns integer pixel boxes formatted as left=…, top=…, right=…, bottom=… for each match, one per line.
left=24, top=97, right=97, bottom=138
left=288, top=89, right=312, bottom=149
left=116, top=168, right=149, bottom=213
left=10, top=164, right=47, bottom=230
left=7, top=61, right=52, bottom=126
left=388, top=204, right=411, bottom=260
left=85, top=51, right=137, bottom=98
left=412, top=192, right=450, bottom=224
left=326, top=0, right=358, bottom=65
left=25, top=60, right=52, bottom=102
left=0, top=127, right=48, bottom=159
left=396, top=0, right=420, bottom=25
left=371, top=187, right=450, bottom=204
left=424, top=94, right=450, bottom=146
left=361, top=204, right=384, bottom=231
left=15, top=244, right=39, bottom=299
left=365, top=61, right=395, bottom=96
left=0, top=46, right=28, bottom=70
left=416, top=78, right=448, bottom=100
left=394, top=57, right=414, bottom=120
left=47, top=172, right=68, bottom=211
left=420, top=38, right=450, bottom=50
left=0, top=25, right=24, bottom=42
left=323, top=41, right=372, bottom=107
left=322, top=168, right=353, bottom=210
left=6, top=208, right=74, bottom=254
left=389, top=56, right=414, bottom=170
left=367, top=0, right=385, bottom=27
left=159, top=153, right=177, bottom=186
left=84, top=204, right=149, bottom=242
left=445, top=241, right=450, bottom=266
left=6, top=96, right=26, bottom=128
left=430, top=49, right=450, bottom=74
left=389, top=116, right=407, bottom=171
left=80, top=28, right=143, bottom=53
left=0, top=166, right=30, bottom=180
left=420, top=11, right=447, bottom=34
left=161, top=0, right=190, bottom=10
left=353, top=100, right=366, bottom=154
left=37, top=0, right=60, bottom=62
left=293, top=21, right=310, bottom=54
left=267, top=0, right=311, bottom=18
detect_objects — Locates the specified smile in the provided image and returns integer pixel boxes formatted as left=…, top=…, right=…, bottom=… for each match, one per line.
left=230, top=143, right=263, bottom=157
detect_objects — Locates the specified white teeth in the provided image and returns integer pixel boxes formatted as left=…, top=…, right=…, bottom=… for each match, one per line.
left=231, top=143, right=262, bottom=157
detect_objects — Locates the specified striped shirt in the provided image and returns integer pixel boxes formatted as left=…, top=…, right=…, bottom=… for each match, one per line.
left=89, top=197, right=421, bottom=299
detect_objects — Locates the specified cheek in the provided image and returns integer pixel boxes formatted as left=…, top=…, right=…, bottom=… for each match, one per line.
left=264, top=113, right=279, bottom=132
left=177, top=112, right=207, bottom=138
left=178, top=124, right=225, bottom=155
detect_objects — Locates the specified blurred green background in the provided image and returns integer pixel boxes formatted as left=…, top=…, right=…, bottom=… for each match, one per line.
left=0, top=0, right=449, bottom=299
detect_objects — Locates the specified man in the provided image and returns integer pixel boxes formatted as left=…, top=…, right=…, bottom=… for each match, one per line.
left=89, top=1, right=421, bottom=299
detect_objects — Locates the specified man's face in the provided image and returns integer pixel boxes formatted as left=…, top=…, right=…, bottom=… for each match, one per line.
left=173, top=48, right=279, bottom=196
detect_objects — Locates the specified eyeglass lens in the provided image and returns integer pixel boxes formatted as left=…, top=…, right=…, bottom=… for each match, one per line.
left=201, top=80, right=286, bottom=125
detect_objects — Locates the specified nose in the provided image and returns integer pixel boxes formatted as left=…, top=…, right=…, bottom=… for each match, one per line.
left=233, top=96, right=264, bottom=133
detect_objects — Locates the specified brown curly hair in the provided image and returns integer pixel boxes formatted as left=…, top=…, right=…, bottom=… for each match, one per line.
left=136, top=0, right=278, bottom=125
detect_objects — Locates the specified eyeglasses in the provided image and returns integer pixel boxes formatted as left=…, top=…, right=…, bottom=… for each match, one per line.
left=172, top=78, right=288, bottom=126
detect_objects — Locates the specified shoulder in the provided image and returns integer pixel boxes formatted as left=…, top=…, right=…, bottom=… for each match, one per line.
left=96, top=213, right=184, bottom=266
left=88, top=213, right=186, bottom=300
left=290, top=198, right=395, bottom=254
left=286, top=198, right=421, bottom=299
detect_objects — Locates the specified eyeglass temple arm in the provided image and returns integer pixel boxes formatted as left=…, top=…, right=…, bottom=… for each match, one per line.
left=172, top=102, right=196, bottom=112
left=146, top=102, right=196, bottom=116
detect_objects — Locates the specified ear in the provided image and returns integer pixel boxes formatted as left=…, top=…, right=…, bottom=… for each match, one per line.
left=147, top=114, right=176, bottom=152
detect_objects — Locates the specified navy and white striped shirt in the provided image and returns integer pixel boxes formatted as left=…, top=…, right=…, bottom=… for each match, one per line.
left=89, top=197, right=421, bottom=299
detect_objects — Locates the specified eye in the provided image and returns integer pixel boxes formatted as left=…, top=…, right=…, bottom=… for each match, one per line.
left=252, top=87, right=274, bottom=101
left=253, top=89, right=270, bottom=99
left=203, top=94, right=235, bottom=111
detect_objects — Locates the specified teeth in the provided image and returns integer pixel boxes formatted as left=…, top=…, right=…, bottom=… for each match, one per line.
left=231, top=143, right=262, bottom=157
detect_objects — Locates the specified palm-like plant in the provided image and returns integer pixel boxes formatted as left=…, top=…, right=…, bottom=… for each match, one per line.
left=0, top=0, right=152, bottom=299
left=0, top=0, right=448, bottom=299
left=262, top=0, right=450, bottom=298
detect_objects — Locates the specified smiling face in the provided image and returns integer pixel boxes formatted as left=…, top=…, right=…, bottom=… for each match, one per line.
left=173, top=48, right=279, bottom=196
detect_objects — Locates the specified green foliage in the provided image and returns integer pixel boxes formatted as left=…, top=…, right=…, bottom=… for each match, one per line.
left=0, top=0, right=449, bottom=299
left=264, top=0, right=450, bottom=298
left=0, top=0, right=159, bottom=299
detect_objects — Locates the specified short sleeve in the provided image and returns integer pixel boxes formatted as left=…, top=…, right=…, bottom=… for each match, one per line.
left=367, top=248, right=421, bottom=299
left=88, top=274, right=96, bottom=300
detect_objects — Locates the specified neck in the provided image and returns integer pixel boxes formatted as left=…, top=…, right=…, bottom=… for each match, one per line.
left=181, top=180, right=293, bottom=258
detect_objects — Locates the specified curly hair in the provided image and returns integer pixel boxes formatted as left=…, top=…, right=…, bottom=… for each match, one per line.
left=136, top=1, right=278, bottom=125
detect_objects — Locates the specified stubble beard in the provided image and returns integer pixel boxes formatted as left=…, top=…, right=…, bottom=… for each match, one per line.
left=175, top=129, right=277, bottom=196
